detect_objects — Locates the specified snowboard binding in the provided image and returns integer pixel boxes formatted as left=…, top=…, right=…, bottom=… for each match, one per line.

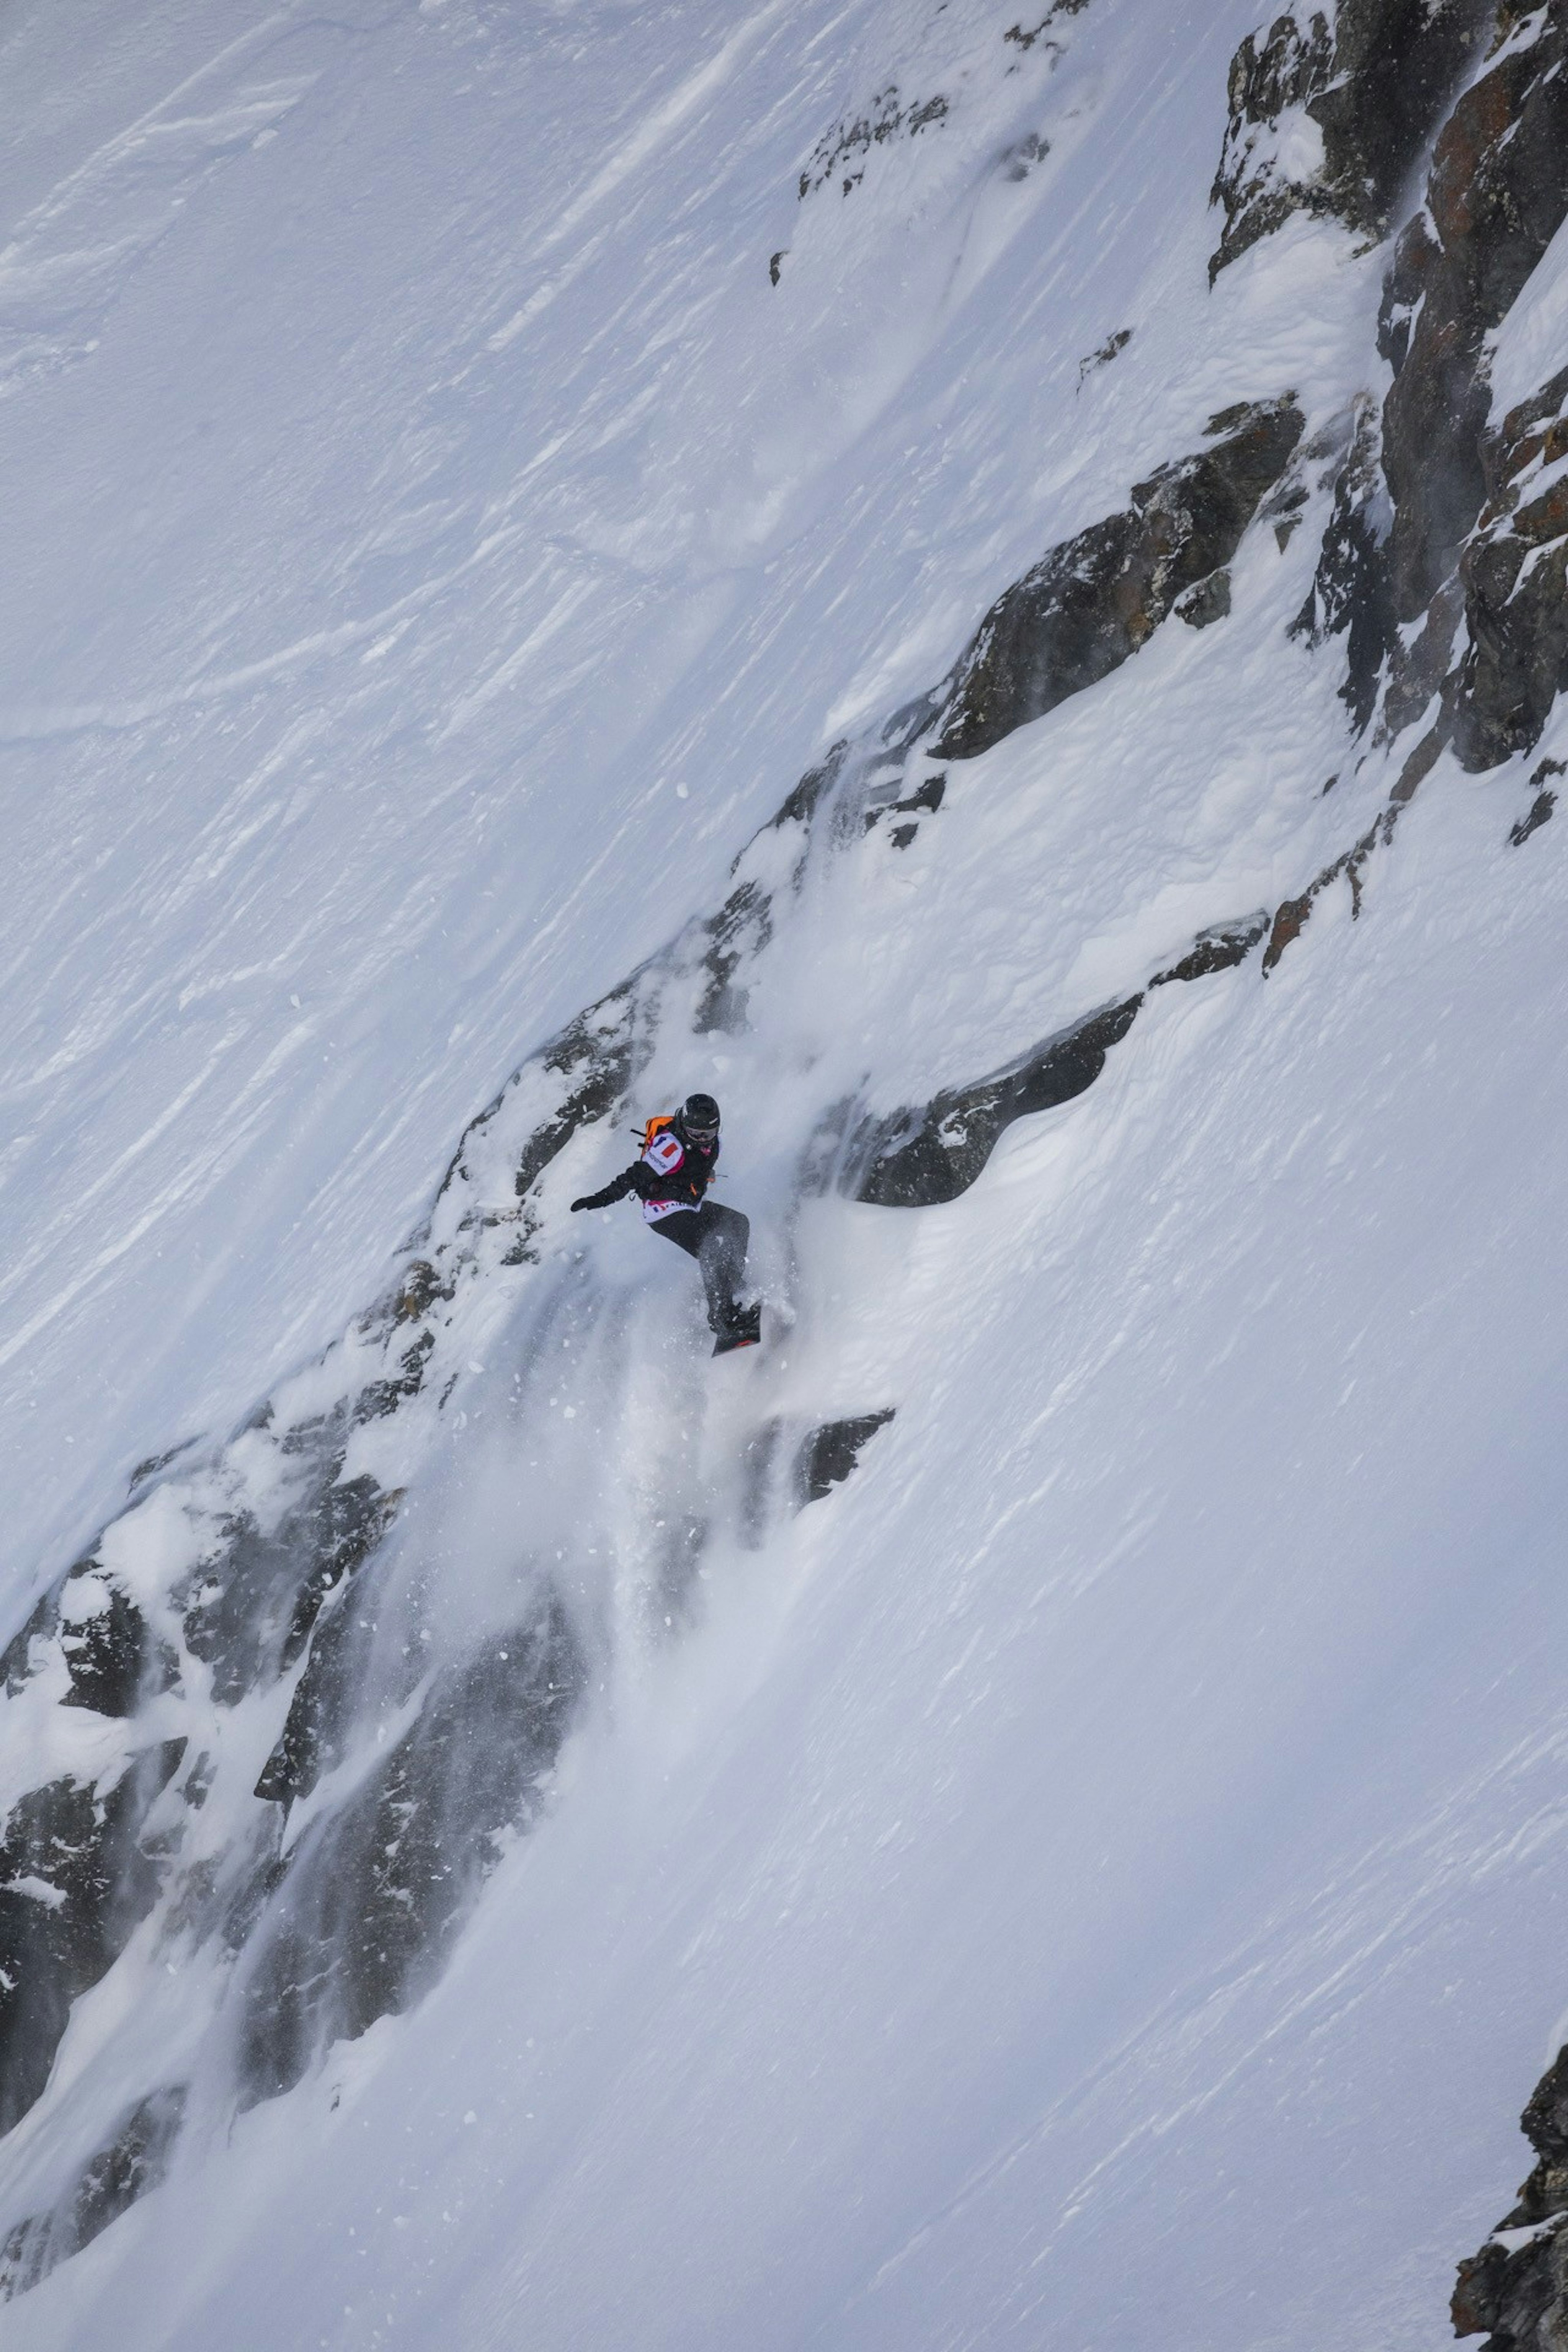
left=712, top=1301, right=762, bottom=1356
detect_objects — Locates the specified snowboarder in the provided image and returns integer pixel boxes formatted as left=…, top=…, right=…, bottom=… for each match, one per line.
left=570, top=1093, right=761, bottom=1352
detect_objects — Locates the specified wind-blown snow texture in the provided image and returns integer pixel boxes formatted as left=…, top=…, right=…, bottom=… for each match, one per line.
left=3, top=0, right=1568, bottom=2345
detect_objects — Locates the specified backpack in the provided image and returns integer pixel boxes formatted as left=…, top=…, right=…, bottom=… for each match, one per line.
left=632, top=1113, right=716, bottom=1194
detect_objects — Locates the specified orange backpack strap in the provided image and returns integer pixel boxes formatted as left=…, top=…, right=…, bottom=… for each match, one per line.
left=637, top=1112, right=676, bottom=1153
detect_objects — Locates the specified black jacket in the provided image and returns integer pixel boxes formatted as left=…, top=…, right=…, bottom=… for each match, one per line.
left=574, top=1125, right=718, bottom=1214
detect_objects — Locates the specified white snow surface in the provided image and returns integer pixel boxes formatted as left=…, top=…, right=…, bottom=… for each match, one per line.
left=3, top=0, right=1568, bottom=2346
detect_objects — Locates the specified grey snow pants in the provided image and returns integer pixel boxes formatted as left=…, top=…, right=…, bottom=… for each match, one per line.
left=651, top=1202, right=751, bottom=1330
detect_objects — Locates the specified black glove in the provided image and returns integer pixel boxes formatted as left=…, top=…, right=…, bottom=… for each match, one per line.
left=570, top=1168, right=635, bottom=1215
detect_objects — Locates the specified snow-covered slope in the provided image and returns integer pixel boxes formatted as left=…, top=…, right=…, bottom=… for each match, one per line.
left=3, top=1, right=1568, bottom=2345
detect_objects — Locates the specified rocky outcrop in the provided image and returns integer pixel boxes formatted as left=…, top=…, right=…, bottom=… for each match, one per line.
left=182, top=1468, right=401, bottom=1709
left=1380, top=8, right=1568, bottom=634
left=1004, top=0, right=1091, bottom=57
left=795, top=1413, right=896, bottom=1504
left=2, top=1558, right=172, bottom=1718
left=1245, top=0, right=1568, bottom=793
left=1452, top=367, right=1568, bottom=770
left=0, top=1742, right=187, bottom=2136
left=694, top=881, right=773, bottom=1036
left=1077, top=326, right=1132, bottom=387
left=237, top=1596, right=582, bottom=2105
left=797, top=86, right=949, bottom=201
left=932, top=399, right=1303, bottom=761
left=252, top=1562, right=368, bottom=1811
left=0, top=2086, right=186, bottom=2302
left=1261, top=800, right=1392, bottom=972
left=853, top=998, right=1143, bottom=1206
left=1453, top=2044, right=1568, bottom=2349
left=1509, top=759, right=1561, bottom=847
left=1210, top=8, right=1334, bottom=278
left=1175, top=568, right=1232, bottom=629
left=852, top=910, right=1268, bottom=1207
left=0, top=1475, right=415, bottom=2133
left=1290, top=395, right=1397, bottom=732
left=792, top=0, right=1093, bottom=216
left=1256, top=700, right=1467, bottom=972
left=1148, top=916, right=1271, bottom=988
left=863, top=769, right=945, bottom=854
left=1209, top=0, right=1491, bottom=281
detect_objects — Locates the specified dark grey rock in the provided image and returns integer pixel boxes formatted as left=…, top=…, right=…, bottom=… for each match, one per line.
left=279, top=1477, right=402, bottom=1674
left=1261, top=781, right=1416, bottom=972
left=1209, top=8, right=1334, bottom=279
left=507, top=988, right=639, bottom=1205
left=393, top=1258, right=454, bottom=1322
left=1077, top=326, right=1131, bottom=387
left=0, top=1742, right=187, bottom=2136
left=932, top=399, right=1302, bottom=761
left=1004, top=0, right=1091, bottom=56
left=1452, top=367, right=1568, bottom=771
left=1274, top=6, right=1568, bottom=760
left=1175, top=568, right=1232, bottom=628
left=1209, top=0, right=1491, bottom=281
left=179, top=1469, right=398, bottom=1708
left=58, top=1573, right=150, bottom=1719
left=694, top=880, right=771, bottom=1036
left=353, top=1329, right=434, bottom=1421
left=766, top=740, right=849, bottom=836
left=1509, top=792, right=1555, bottom=846
left=0, top=2086, right=186, bottom=2302
left=799, top=87, right=948, bottom=202
left=253, top=1581, right=360, bottom=1811
left=1453, top=2042, right=1568, bottom=2347
left=865, top=770, right=946, bottom=854
left=235, top=1596, right=584, bottom=2106
left=1149, top=915, right=1267, bottom=987
left=127, top=1437, right=198, bottom=1491
left=896, top=771, right=945, bottom=816
left=1381, top=13, right=1568, bottom=627
left=1291, top=396, right=1396, bottom=732
left=1381, top=575, right=1466, bottom=746
left=853, top=996, right=1142, bottom=1207
left=999, top=131, right=1047, bottom=181
left=851, top=899, right=1272, bottom=1211
left=795, top=1412, right=896, bottom=1504
left=1, top=1588, right=59, bottom=1698
left=1509, top=760, right=1563, bottom=846
left=1319, top=0, right=1494, bottom=233
left=1452, top=2228, right=1565, bottom=2349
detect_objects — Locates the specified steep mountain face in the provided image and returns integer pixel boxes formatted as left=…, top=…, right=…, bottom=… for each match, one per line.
left=3, top=0, right=1568, bottom=2344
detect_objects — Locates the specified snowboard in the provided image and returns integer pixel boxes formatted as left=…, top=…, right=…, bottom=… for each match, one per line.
left=712, top=1304, right=762, bottom=1357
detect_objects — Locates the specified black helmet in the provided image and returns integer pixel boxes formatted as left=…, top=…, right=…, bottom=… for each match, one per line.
left=679, top=1091, right=720, bottom=1140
